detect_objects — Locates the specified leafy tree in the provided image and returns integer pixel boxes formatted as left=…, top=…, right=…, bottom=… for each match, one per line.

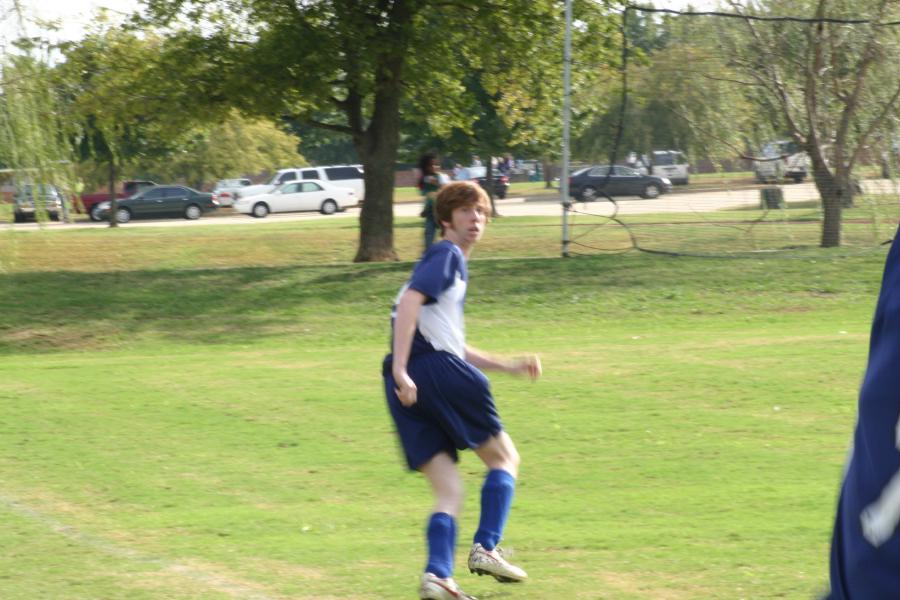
left=54, top=21, right=238, bottom=224
left=402, top=1, right=619, bottom=202
left=142, top=0, right=605, bottom=261
left=718, top=0, right=900, bottom=247
left=129, top=112, right=307, bottom=188
left=285, top=118, right=359, bottom=167
left=56, top=24, right=305, bottom=196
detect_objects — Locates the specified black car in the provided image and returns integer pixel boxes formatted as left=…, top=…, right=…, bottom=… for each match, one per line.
left=568, top=165, right=672, bottom=201
left=96, top=185, right=219, bottom=223
left=476, top=174, right=510, bottom=199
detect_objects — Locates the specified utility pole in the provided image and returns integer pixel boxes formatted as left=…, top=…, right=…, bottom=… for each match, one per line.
left=561, top=0, right=573, bottom=257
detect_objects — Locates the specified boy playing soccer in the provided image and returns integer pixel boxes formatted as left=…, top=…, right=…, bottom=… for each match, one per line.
left=382, top=181, right=542, bottom=599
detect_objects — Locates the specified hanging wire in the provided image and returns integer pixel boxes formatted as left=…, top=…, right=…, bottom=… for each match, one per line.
left=558, top=3, right=900, bottom=259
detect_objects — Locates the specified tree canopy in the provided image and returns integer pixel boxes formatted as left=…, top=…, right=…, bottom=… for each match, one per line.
left=51, top=25, right=305, bottom=193
left=138, top=0, right=618, bottom=260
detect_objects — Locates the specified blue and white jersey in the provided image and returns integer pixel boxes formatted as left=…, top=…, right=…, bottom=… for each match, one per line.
left=391, top=240, right=468, bottom=360
left=828, top=228, right=900, bottom=599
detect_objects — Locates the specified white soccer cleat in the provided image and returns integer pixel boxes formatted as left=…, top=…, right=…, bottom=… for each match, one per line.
left=419, top=572, right=478, bottom=600
left=467, top=543, right=528, bottom=583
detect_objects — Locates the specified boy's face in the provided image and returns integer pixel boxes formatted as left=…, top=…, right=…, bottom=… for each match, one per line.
left=443, top=202, right=487, bottom=246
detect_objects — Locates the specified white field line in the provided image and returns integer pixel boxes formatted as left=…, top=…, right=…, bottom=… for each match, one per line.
left=0, top=493, right=278, bottom=600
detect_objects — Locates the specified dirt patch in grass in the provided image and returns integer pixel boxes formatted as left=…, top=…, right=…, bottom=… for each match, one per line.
left=242, top=557, right=325, bottom=580
left=1, top=326, right=107, bottom=352
left=595, top=570, right=702, bottom=599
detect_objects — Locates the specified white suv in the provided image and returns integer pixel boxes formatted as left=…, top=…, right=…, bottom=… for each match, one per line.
left=237, top=165, right=365, bottom=201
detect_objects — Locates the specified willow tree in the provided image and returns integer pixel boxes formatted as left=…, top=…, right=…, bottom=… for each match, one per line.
left=573, top=7, right=756, bottom=170
left=0, top=41, right=77, bottom=222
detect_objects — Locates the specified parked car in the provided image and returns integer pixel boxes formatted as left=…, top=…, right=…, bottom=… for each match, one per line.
left=94, top=185, right=219, bottom=223
left=80, top=180, right=157, bottom=221
left=568, top=165, right=672, bottom=201
left=459, top=166, right=510, bottom=199
left=629, top=150, right=690, bottom=185
left=236, top=165, right=365, bottom=201
left=754, top=140, right=809, bottom=183
left=213, top=178, right=253, bottom=207
left=12, top=184, right=63, bottom=222
left=232, top=180, right=357, bottom=217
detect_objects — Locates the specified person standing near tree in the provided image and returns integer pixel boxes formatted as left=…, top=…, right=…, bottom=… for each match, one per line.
left=383, top=181, right=541, bottom=600
left=418, top=154, right=449, bottom=251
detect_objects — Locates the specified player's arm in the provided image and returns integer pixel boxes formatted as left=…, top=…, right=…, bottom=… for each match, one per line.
left=465, top=345, right=542, bottom=380
left=392, top=288, right=428, bottom=407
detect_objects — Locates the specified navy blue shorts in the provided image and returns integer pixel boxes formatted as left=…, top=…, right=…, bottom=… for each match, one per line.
left=383, top=351, right=503, bottom=471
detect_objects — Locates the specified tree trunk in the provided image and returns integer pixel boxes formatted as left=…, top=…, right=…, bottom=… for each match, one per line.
left=484, top=158, right=499, bottom=217
left=810, top=152, right=853, bottom=248
left=349, top=0, right=419, bottom=262
left=108, top=159, right=118, bottom=229
left=354, top=133, right=399, bottom=262
left=542, top=157, right=554, bottom=188
left=353, top=70, right=407, bottom=261
left=812, top=152, right=860, bottom=248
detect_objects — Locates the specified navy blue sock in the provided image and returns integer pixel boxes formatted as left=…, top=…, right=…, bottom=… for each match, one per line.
left=473, top=469, right=516, bottom=550
left=425, top=512, right=456, bottom=578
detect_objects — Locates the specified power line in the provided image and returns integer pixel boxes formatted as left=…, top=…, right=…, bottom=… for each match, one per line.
left=626, top=5, right=900, bottom=27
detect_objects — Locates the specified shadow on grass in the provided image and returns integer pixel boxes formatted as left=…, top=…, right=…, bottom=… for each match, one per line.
left=0, top=250, right=885, bottom=355
left=0, top=255, right=658, bottom=354
left=0, top=262, right=409, bottom=354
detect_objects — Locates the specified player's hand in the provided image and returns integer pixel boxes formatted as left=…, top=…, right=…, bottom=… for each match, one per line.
left=394, top=370, right=418, bottom=407
left=511, top=355, right=542, bottom=381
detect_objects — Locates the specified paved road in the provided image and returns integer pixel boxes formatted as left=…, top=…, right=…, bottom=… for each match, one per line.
left=6, top=180, right=885, bottom=231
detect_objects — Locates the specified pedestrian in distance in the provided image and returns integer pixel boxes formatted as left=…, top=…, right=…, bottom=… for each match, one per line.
left=824, top=228, right=900, bottom=600
left=498, top=154, right=512, bottom=176
left=382, top=181, right=542, bottom=600
left=418, top=154, right=449, bottom=252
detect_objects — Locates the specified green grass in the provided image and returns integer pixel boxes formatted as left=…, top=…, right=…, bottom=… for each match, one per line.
left=689, top=170, right=755, bottom=182
left=0, top=216, right=890, bottom=599
left=3, top=199, right=898, bottom=274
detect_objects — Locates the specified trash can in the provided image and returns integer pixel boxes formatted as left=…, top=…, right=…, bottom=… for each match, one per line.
left=760, top=186, right=784, bottom=209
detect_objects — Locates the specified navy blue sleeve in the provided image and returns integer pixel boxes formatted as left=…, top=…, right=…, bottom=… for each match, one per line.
left=408, top=244, right=459, bottom=302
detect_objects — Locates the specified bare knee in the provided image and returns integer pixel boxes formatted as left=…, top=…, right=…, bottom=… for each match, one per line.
left=506, top=445, right=521, bottom=473
left=475, top=433, right=521, bottom=478
left=498, top=445, right=521, bottom=477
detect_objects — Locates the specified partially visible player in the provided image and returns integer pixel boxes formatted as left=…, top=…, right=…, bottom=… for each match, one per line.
left=825, top=230, right=900, bottom=599
left=382, top=181, right=542, bottom=600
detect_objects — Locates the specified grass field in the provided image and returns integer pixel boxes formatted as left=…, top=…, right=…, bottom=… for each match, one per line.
left=0, top=213, right=892, bottom=599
